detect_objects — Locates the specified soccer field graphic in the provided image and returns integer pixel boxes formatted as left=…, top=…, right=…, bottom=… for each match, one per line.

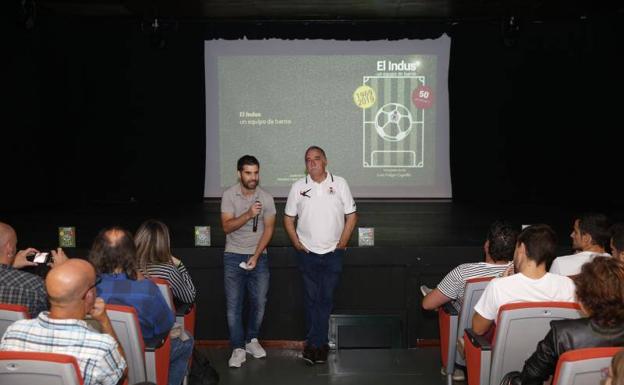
left=362, top=76, right=426, bottom=168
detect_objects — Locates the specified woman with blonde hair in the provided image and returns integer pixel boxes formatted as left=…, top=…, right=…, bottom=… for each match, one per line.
left=135, top=219, right=196, bottom=304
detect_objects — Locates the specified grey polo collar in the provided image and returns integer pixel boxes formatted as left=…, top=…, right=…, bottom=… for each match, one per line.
left=235, top=184, right=259, bottom=201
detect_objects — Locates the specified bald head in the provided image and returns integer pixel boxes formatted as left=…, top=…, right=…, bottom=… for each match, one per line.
left=0, top=222, right=17, bottom=265
left=89, top=226, right=137, bottom=279
left=46, top=259, right=96, bottom=305
left=0, top=222, right=16, bottom=243
left=104, top=228, right=126, bottom=246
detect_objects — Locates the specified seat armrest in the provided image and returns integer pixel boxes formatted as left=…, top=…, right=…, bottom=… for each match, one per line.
left=175, top=302, right=194, bottom=316
left=145, top=334, right=171, bottom=385
left=464, top=328, right=493, bottom=385
left=439, top=302, right=460, bottom=374
left=442, top=302, right=459, bottom=316
left=144, top=337, right=167, bottom=351
left=464, top=328, right=492, bottom=351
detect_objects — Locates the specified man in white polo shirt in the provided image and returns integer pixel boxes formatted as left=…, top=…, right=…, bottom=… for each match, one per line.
left=549, top=213, right=611, bottom=276
left=284, top=146, right=357, bottom=365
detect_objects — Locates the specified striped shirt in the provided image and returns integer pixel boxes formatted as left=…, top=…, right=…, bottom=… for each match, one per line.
left=437, top=261, right=512, bottom=311
left=0, top=312, right=126, bottom=385
left=142, top=261, right=196, bottom=304
left=0, top=264, right=48, bottom=318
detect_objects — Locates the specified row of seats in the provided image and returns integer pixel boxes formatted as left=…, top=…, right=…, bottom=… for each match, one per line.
left=0, top=279, right=195, bottom=385
left=438, top=277, right=621, bottom=385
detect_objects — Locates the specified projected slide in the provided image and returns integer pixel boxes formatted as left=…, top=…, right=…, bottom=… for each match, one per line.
left=204, top=38, right=451, bottom=198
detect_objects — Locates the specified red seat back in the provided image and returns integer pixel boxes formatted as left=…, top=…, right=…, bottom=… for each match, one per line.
left=0, top=351, right=84, bottom=385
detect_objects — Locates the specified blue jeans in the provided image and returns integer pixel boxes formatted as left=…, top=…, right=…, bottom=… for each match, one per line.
left=223, top=252, right=270, bottom=349
left=169, top=335, right=194, bottom=385
left=297, top=249, right=344, bottom=348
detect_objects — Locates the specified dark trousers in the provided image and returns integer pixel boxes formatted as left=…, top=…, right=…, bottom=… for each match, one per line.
left=297, top=248, right=344, bottom=348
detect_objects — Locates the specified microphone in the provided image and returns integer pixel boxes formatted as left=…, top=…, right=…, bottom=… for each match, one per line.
left=252, top=200, right=260, bottom=232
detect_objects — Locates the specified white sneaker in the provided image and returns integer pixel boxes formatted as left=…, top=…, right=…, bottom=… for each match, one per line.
left=452, top=368, right=466, bottom=381
left=420, top=285, right=433, bottom=296
left=441, top=367, right=466, bottom=381
left=228, top=348, right=246, bottom=368
left=245, top=338, right=267, bottom=358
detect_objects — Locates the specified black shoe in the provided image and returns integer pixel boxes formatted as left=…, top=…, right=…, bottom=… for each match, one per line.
left=301, top=346, right=316, bottom=365
left=314, top=344, right=329, bottom=364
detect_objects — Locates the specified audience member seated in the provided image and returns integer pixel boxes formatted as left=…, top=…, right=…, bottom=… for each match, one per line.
left=611, top=223, right=624, bottom=262
left=550, top=213, right=611, bottom=276
left=89, top=226, right=193, bottom=385
left=422, top=220, right=519, bottom=312
left=134, top=219, right=196, bottom=305
left=605, top=349, right=624, bottom=385
left=508, top=257, right=624, bottom=385
left=0, top=222, right=68, bottom=318
left=472, top=224, right=576, bottom=336
left=0, top=259, right=127, bottom=385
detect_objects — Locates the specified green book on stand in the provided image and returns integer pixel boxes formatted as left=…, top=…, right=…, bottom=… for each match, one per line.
left=58, top=227, right=76, bottom=248
left=194, top=226, right=211, bottom=247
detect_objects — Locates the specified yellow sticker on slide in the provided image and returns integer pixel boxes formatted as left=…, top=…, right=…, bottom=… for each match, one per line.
left=353, top=85, right=376, bottom=109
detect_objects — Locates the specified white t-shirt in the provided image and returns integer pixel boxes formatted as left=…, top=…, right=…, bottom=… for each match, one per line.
left=284, top=172, right=356, bottom=254
left=549, top=251, right=611, bottom=276
left=473, top=272, right=576, bottom=321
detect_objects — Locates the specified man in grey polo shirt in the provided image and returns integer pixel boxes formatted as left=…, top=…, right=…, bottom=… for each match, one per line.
left=221, top=155, right=276, bottom=368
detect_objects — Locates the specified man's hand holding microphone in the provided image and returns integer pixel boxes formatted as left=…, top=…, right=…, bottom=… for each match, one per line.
left=250, top=200, right=262, bottom=232
left=238, top=200, right=263, bottom=271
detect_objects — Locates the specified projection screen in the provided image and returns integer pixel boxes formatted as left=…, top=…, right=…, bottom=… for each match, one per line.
left=204, top=37, right=451, bottom=198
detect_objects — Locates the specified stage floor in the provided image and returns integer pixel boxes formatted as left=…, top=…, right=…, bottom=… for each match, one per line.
left=199, top=346, right=454, bottom=385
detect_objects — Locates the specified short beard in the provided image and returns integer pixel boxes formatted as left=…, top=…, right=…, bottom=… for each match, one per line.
left=241, top=180, right=257, bottom=190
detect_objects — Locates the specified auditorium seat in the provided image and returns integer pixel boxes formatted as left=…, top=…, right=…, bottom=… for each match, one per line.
left=106, top=304, right=170, bottom=385
left=0, top=351, right=83, bottom=385
left=463, top=301, right=583, bottom=385
left=438, top=277, right=493, bottom=385
left=0, top=303, right=29, bottom=338
left=150, top=277, right=196, bottom=337
left=552, top=347, right=622, bottom=385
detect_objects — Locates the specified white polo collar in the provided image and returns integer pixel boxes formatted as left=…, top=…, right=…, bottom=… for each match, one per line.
left=305, top=172, right=334, bottom=185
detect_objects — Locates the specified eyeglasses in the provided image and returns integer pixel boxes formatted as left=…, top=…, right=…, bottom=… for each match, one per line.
left=82, top=276, right=102, bottom=299
left=90, top=276, right=102, bottom=289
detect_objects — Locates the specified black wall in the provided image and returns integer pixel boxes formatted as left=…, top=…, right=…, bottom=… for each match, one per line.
left=4, top=201, right=613, bottom=345
left=181, top=245, right=483, bottom=346
left=3, top=11, right=624, bottom=346
left=4, top=14, right=624, bottom=209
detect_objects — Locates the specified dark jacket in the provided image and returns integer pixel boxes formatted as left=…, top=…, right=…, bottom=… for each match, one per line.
left=512, top=317, right=624, bottom=385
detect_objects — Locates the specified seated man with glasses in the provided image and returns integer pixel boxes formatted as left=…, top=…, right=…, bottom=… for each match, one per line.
left=0, top=258, right=128, bottom=385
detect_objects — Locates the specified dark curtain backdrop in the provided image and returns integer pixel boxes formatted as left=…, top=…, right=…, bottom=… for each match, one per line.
left=4, top=14, right=623, bottom=210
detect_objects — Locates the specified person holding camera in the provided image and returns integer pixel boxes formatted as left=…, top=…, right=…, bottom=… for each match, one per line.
left=0, top=222, right=68, bottom=318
